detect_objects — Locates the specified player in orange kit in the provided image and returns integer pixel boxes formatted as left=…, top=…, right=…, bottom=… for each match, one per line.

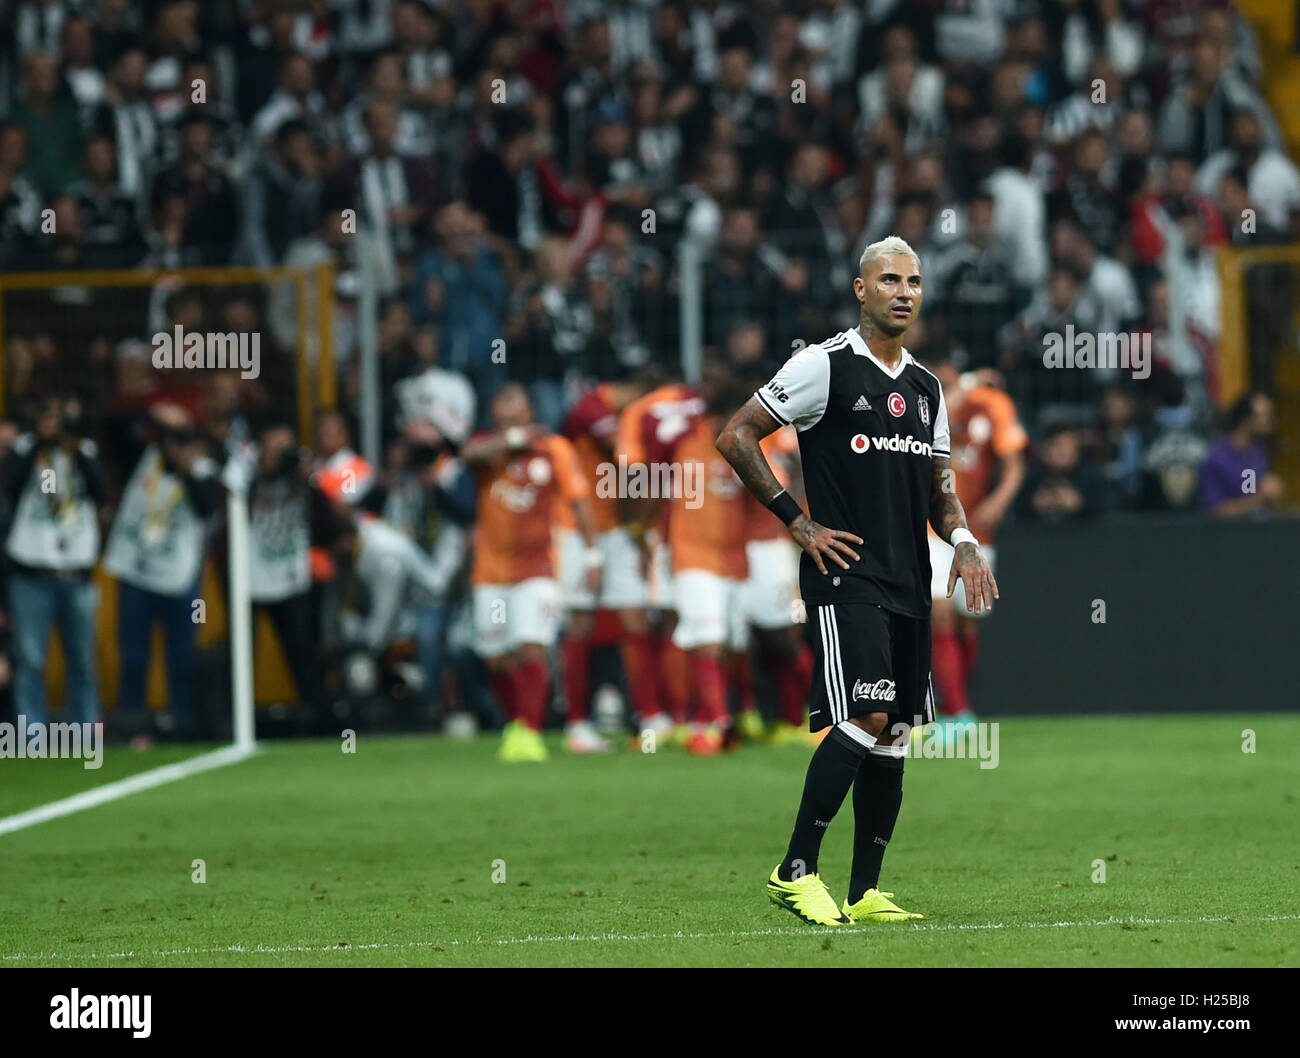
left=737, top=425, right=818, bottom=746
left=554, top=373, right=652, bottom=753
left=614, top=376, right=698, bottom=741
left=463, top=383, right=600, bottom=762
left=641, top=374, right=753, bottom=755
left=920, top=353, right=1026, bottom=729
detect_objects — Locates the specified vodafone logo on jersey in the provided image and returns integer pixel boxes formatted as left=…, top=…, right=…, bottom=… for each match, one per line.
left=849, top=433, right=932, bottom=456
left=887, top=392, right=907, bottom=417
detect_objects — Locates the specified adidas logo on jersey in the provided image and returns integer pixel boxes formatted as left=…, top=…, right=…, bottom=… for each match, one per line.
left=852, top=395, right=871, bottom=411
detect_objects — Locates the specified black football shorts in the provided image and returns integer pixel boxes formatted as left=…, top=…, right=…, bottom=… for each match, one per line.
left=805, top=602, right=935, bottom=734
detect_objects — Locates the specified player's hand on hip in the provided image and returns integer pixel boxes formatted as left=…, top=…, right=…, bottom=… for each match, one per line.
left=948, top=541, right=999, bottom=614
left=789, top=514, right=862, bottom=575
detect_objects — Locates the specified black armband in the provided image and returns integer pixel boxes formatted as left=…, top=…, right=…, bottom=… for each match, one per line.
left=766, top=489, right=802, bottom=527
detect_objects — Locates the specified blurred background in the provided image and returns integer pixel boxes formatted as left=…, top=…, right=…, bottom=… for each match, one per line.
left=0, top=0, right=1295, bottom=742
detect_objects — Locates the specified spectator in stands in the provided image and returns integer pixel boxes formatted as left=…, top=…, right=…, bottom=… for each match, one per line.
left=329, top=96, right=437, bottom=267
left=1157, top=35, right=1278, bottom=161
left=0, top=123, right=40, bottom=267
left=1047, top=130, right=1126, bottom=255
left=506, top=235, right=594, bottom=430
left=1050, top=217, right=1142, bottom=335
left=1132, top=151, right=1228, bottom=273
left=1216, top=166, right=1287, bottom=244
left=933, top=191, right=1024, bottom=371
left=1061, top=0, right=1144, bottom=87
left=240, top=119, right=323, bottom=267
left=584, top=203, right=667, bottom=374
left=28, top=194, right=111, bottom=270
left=410, top=200, right=508, bottom=404
left=1017, top=424, right=1107, bottom=522
left=764, top=143, right=842, bottom=325
left=3, top=395, right=105, bottom=727
left=4, top=50, right=82, bottom=197
left=59, top=15, right=106, bottom=119
left=67, top=134, right=143, bottom=264
left=465, top=108, right=551, bottom=258
left=1098, top=383, right=1146, bottom=509
left=88, top=47, right=157, bottom=199
left=1196, top=108, right=1300, bottom=232
left=148, top=109, right=239, bottom=265
left=987, top=132, right=1049, bottom=287
left=1198, top=391, right=1283, bottom=517
left=340, top=49, right=432, bottom=159
left=1000, top=265, right=1102, bottom=422
left=706, top=206, right=799, bottom=353
left=272, top=205, right=364, bottom=365
left=249, top=52, right=328, bottom=150
left=102, top=403, right=219, bottom=742
left=164, top=52, right=244, bottom=179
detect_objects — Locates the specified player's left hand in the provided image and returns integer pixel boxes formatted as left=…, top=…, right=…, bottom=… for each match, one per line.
left=948, top=541, right=998, bottom=614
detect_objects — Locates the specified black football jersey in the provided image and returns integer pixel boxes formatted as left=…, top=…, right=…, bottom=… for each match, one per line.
left=755, top=328, right=949, bottom=618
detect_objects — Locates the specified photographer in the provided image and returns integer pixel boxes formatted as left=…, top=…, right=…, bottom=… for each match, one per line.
left=352, top=419, right=474, bottom=702
left=246, top=418, right=347, bottom=729
left=3, top=395, right=106, bottom=727
left=102, top=403, right=220, bottom=741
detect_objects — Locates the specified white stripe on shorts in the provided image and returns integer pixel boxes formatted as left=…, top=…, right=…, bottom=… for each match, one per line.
left=818, top=606, right=842, bottom=724
left=826, top=605, right=848, bottom=724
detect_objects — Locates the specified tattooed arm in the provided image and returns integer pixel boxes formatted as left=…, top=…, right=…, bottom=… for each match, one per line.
left=716, top=397, right=862, bottom=576
left=930, top=455, right=999, bottom=613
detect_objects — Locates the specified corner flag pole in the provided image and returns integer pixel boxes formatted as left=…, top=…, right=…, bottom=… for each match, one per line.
left=226, top=487, right=256, bottom=753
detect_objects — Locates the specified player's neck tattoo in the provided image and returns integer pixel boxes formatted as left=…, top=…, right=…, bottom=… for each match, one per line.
left=858, top=314, right=906, bottom=369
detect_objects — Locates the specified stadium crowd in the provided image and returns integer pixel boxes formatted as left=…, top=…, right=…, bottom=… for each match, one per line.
left=0, top=0, right=1293, bottom=750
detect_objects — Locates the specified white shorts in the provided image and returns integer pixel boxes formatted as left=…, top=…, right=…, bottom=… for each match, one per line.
left=472, top=577, right=561, bottom=657
left=557, top=527, right=650, bottom=611
left=929, top=535, right=998, bottom=620
left=671, top=569, right=749, bottom=651
left=741, top=537, right=801, bottom=629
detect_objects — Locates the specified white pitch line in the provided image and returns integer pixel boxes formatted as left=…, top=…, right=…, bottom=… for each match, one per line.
left=0, top=743, right=257, bottom=837
left=4, top=913, right=1297, bottom=964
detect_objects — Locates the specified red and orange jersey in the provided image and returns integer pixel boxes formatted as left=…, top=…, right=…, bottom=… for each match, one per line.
left=615, top=382, right=694, bottom=468
left=563, top=383, right=621, bottom=533
left=471, top=432, right=588, bottom=584
left=643, top=403, right=748, bottom=580
left=744, top=426, right=803, bottom=543
left=937, top=384, right=1027, bottom=543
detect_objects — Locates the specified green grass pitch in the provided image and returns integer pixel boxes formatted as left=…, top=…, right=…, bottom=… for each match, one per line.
left=1, top=714, right=1296, bottom=967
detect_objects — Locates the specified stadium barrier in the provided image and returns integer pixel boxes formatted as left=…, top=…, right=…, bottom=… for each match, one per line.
left=976, top=514, right=1297, bottom=715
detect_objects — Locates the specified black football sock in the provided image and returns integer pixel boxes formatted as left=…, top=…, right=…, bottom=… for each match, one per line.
left=847, top=750, right=905, bottom=904
left=778, top=726, right=870, bottom=881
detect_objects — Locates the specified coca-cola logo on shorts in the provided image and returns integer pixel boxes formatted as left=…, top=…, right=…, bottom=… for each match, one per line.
left=852, top=678, right=897, bottom=702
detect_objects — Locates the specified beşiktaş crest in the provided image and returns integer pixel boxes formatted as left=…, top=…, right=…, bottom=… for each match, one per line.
left=917, top=394, right=930, bottom=428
